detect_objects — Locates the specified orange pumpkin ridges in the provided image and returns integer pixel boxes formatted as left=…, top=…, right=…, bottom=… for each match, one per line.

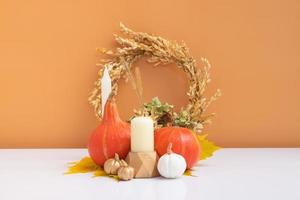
left=155, top=127, right=201, bottom=169
left=88, top=99, right=131, bottom=167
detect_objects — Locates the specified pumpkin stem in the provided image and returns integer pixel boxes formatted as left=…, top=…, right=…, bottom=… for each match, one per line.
left=103, top=100, right=121, bottom=122
left=167, top=143, right=173, bottom=154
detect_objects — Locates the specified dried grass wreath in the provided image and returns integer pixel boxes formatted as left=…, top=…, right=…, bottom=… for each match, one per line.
left=88, top=23, right=221, bottom=133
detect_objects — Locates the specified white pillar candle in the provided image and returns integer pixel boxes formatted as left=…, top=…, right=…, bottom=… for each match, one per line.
left=131, top=116, right=154, bottom=152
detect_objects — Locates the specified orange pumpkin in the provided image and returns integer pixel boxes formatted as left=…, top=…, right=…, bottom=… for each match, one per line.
left=155, top=127, right=201, bottom=169
left=88, top=100, right=130, bottom=166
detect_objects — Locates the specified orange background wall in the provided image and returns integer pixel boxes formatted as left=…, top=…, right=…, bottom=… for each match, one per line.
left=1, top=0, right=299, bottom=148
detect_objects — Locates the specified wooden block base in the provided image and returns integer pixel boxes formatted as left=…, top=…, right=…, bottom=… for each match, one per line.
left=125, top=151, right=159, bottom=178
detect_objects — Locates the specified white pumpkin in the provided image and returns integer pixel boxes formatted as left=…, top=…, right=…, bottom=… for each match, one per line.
left=157, top=143, right=187, bottom=178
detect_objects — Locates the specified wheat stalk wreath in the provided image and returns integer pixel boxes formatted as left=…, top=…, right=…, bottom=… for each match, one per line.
left=88, top=23, right=221, bottom=134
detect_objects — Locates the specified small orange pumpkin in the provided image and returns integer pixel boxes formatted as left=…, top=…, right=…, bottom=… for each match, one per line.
left=155, top=127, right=201, bottom=169
left=88, top=99, right=130, bottom=166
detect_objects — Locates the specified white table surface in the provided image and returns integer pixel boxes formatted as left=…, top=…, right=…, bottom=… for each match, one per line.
left=0, top=148, right=299, bottom=200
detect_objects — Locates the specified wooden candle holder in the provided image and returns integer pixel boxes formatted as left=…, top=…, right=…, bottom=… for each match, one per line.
left=125, top=151, right=159, bottom=178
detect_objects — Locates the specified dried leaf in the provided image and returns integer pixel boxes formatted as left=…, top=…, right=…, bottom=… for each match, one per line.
left=93, top=169, right=106, bottom=177
left=65, top=157, right=99, bottom=174
left=197, top=134, right=221, bottom=160
left=183, top=169, right=196, bottom=177
left=93, top=169, right=120, bottom=181
left=65, top=157, right=120, bottom=181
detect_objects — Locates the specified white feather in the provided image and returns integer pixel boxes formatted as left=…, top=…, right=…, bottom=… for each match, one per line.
left=101, top=67, right=112, bottom=114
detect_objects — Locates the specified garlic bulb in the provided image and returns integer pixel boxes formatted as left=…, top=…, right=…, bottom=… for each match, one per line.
left=104, top=154, right=122, bottom=175
left=117, top=160, right=134, bottom=181
left=157, top=143, right=187, bottom=178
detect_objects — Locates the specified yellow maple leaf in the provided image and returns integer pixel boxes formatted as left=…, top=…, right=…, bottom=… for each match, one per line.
left=93, top=169, right=106, bottom=177
left=183, top=169, right=196, bottom=177
left=197, top=134, right=221, bottom=160
left=93, top=169, right=120, bottom=181
left=65, top=157, right=100, bottom=174
left=65, top=157, right=120, bottom=181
